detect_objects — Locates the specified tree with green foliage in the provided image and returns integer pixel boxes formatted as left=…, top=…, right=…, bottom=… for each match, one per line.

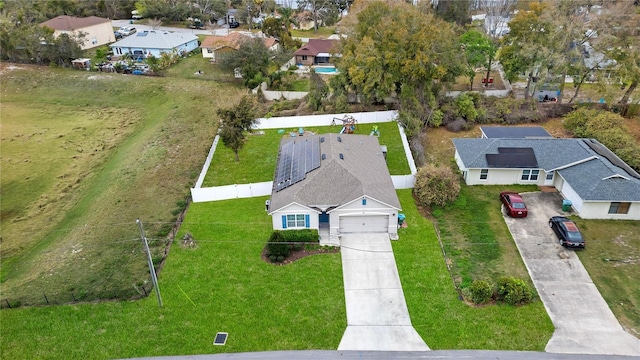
left=460, top=29, right=496, bottom=91
left=216, top=96, right=258, bottom=162
left=218, top=37, right=272, bottom=88
left=337, top=1, right=463, bottom=135
left=563, top=108, right=640, bottom=171
left=307, top=70, right=328, bottom=111
left=499, top=1, right=553, bottom=100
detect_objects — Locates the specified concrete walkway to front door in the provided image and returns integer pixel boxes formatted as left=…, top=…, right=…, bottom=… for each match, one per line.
left=337, top=234, right=429, bottom=351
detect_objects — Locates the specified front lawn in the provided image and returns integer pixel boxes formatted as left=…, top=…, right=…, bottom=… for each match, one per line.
left=574, top=219, right=640, bottom=336
left=395, top=189, right=553, bottom=350
left=202, top=121, right=411, bottom=187
left=0, top=197, right=346, bottom=359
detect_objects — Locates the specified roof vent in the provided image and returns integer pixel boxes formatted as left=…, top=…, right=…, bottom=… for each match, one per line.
left=321, top=154, right=326, bottom=160
left=320, top=137, right=325, bottom=143
left=339, top=153, right=344, bottom=160
left=337, top=136, right=342, bottom=142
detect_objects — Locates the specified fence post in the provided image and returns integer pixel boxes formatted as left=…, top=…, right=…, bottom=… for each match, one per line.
left=5, top=299, right=11, bottom=308
left=44, top=293, right=49, bottom=304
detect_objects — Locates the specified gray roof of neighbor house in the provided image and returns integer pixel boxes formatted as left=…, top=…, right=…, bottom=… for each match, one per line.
left=480, top=126, right=552, bottom=139
left=452, top=138, right=640, bottom=201
left=40, top=15, right=110, bottom=31
left=110, top=31, right=198, bottom=50
left=269, top=134, right=401, bottom=212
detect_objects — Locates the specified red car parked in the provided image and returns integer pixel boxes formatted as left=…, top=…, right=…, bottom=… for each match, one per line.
left=500, top=191, right=528, bottom=218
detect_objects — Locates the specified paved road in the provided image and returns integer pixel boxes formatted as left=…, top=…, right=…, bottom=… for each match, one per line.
left=337, top=234, right=429, bottom=351
left=127, top=350, right=640, bottom=360
left=503, top=192, right=640, bottom=356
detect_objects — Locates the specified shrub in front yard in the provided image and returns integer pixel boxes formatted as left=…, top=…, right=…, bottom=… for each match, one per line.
left=414, top=164, right=461, bottom=207
left=267, top=231, right=289, bottom=262
left=265, top=230, right=319, bottom=263
left=279, top=229, right=319, bottom=243
left=497, top=276, right=533, bottom=306
left=467, top=279, right=494, bottom=304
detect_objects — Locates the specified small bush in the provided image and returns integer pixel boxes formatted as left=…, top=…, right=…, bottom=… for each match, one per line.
left=455, top=94, right=479, bottom=122
left=414, top=164, right=461, bottom=207
left=497, top=276, right=533, bottom=306
left=267, top=231, right=289, bottom=261
left=467, top=279, right=494, bottom=304
left=279, top=229, right=319, bottom=243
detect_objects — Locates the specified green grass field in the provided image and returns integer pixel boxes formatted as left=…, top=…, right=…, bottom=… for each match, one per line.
left=0, top=63, right=245, bottom=306
left=0, top=190, right=553, bottom=359
left=395, top=190, right=553, bottom=350
left=435, top=184, right=538, bottom=289
left=202, top=121, right=410, bottom=186
left=575, top=219, right=640, bottom=336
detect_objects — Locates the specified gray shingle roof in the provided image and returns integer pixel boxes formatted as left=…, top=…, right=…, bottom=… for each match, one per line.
left=480, top=126, right=552, bottom=139
left=452, top=138, right=640, bottom=201
left=110, top=31, right=197, bottom=50
left=269, top=134, right=400, bottom=212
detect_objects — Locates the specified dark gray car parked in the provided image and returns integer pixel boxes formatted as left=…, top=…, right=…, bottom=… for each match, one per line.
left=549, top=216, right=585, bottom=249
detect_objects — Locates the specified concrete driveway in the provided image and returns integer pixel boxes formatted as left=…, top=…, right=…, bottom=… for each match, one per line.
left=337, top=234, right=429, bottom=351
left=503, top=191, right=640, bottom=356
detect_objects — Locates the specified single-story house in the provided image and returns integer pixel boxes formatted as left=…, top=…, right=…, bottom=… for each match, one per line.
left=268, top=134, right=401, bottom=242
left=40, top=15, right=114, bottom=50
left=293, top=39, right=338, bottom=66
left=110, top=31, right=199, bottom=59
left=200, top=32, right=279, bottom=61
left=452, top=137, right=640, bottom=220
left=480, top=126, right=552, bottom=139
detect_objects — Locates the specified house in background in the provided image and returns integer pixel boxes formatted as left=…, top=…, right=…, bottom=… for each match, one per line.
left=110, top=31, right=198, bottom=59
left=293, top=39, right=338, bottom=66
left=480, top=126, right=552, bottom=139
left=268, top=134, right=401, bottom=243
left=40, top=15, right=114, bottom=50
left=200, top=32, right=280, bottom=62
left=452, top=137, right=640, bottom=220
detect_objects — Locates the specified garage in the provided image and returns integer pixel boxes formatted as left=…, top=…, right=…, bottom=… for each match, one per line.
left=339, top=215, right=389, bottom=233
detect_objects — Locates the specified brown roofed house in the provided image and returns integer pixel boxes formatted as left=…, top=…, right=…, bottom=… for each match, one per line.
left=40, top=15, right=115, bottom=50
left=293, top=39, right=338, bottom=66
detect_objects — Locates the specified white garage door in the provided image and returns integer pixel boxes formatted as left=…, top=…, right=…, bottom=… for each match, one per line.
left=339, top=215, right=389, bottom=233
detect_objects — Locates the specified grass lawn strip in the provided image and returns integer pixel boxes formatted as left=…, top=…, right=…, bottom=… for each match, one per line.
left=395, top=189, right=553, bottom=350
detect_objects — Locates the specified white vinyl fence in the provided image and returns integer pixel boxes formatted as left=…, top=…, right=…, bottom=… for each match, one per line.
left=191, top=111, right=416, bottom=203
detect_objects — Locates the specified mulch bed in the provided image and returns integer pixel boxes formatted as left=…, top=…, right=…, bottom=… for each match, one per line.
left=261, top=245, right=339, bottom=265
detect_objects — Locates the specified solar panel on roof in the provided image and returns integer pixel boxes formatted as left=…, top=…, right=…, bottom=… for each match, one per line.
left=486, top=147, right=538, bottom=168
left=274, top=137, right=322, bottom=192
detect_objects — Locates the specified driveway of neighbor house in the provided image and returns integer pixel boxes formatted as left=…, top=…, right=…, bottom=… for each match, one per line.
left=337, top=234, right=429, bottom=351
left=503, top=192, right=640, bottom=356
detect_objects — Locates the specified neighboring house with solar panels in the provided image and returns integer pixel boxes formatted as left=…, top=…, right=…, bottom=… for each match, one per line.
left=452, top=138, right=640, bottom=220
left=267, top=134, right=401, bottom=242
left=110, top=30, right=198, bottom=59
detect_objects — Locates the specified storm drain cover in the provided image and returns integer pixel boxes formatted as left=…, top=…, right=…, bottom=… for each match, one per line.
left=213, top=332, right=228, bottom=346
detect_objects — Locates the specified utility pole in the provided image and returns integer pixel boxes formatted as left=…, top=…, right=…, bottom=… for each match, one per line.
left=137, top=219, right=163, bottom=307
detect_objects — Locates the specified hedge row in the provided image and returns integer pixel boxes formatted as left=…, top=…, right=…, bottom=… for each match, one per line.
left=265, top=229, right=320, bottom=263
